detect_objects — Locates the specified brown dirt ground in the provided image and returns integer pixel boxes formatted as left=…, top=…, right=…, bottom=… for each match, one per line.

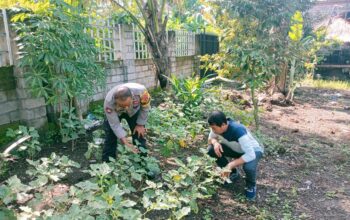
left=1, top=86, right=349, bottom=219
left=201, top=86, right=350, bottom=220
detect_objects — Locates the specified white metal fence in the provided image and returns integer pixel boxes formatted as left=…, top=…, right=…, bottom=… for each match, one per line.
left=132, top=24, right=151, bottom=59
left=88, top=18, right=122, bottom=62
left=1, top=14, right=197, bottom=66
left=175, top=30, right=195, bottom=57
left=0, top=9, right=13, bottom=67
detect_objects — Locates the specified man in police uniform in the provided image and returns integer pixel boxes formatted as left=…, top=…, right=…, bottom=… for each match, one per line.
left=102, top=83, right=151, bottom=162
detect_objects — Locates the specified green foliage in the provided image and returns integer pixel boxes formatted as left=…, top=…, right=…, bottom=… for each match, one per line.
left=200, top=0, right=318, bottom=127
left=0, top=122, right=20, bottom=149
left=26, top=152, right=80, bottom=183
left=111, top=11, right=134, bottom=24
left=167, top=0, right=215, bottom=32
left=148, top=86, right=254, bottom=157
left=88, top=100, right=105, bottom=120
left=167, top=75, right=208, bottom=116
left=289, top=11, right=303, bottom=42
left=0, top=145, right=218, bottom=219
left=84, top=129, right=104, bottom=161
left=147, top=98, right=206, bottom=157
left=143, top=151, right=219, bottom=218
left=12, top=0, right=105, bottom=142
left=285, top=14, right=333, bottom=101
left=5, top=126, right=41, bottom=158
left=39, top=122, right=60, bottom=146
left=58, top=107, right=86, bottom=145
left=13, top=0, right=104, bottom=104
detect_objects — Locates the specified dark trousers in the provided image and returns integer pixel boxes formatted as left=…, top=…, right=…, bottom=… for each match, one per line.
left=208, top=144, right=262, bottom=188
left=102, top=112, right=147, bottom=162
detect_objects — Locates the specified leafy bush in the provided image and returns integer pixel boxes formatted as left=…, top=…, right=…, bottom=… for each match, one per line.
left=142, top=152, right=219, bottom=219
left=58, top=107, right=86, bottom=148
left=12, top=0, right=105, bottom=142
left=147, top=99, right=206, bottom=157
left=167, top=75, right=208, bottom=116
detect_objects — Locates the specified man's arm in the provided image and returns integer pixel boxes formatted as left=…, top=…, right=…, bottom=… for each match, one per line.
left=208, top=130, right=224, bottom=157
left=134, top=89, right=151, bottom=138
left=136, top=90, right=151, bottom=126
left=104, top=102, right=138, bottom=152
left=226, top=134, right=257, bottom=170
left=105, top=107, right=127, bottom=139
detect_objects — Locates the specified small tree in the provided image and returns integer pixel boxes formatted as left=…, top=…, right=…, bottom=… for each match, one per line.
left=285, top=11, right=332, bottom=102
left=11, top=0, right=105, bottom=142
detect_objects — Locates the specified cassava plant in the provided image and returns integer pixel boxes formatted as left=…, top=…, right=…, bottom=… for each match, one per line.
left=11, top=0, right=105, bottom=142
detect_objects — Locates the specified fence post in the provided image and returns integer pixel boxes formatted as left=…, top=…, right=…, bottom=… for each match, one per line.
left=168, top=30, right=176, bottom=77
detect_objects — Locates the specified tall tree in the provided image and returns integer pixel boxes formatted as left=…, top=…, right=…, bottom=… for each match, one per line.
left=201, top=0, right=313, bottom=128
left=111, top=0, right=170, bottom=88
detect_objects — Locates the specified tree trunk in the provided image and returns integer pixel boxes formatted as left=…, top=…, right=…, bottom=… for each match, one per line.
left=286, top=58, right=296, bottom=102
left=111, top=0, right=170, bottom=88
left=274, top=61, right=289, bottom=95
left=142, top=0, right=170, bottom=89
left=73, top=96, right=83, bottom=121
left=250, top=86, right=259, bottom=130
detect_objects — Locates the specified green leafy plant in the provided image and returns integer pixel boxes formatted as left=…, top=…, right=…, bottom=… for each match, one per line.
left=88, top=101, right=105, bottom=120
left=0, top=144, right=220, bottom=219
left=12, top=0, right=105, bottom=140
left=6, top=126, right=41, bottom=158
left=84, top=129, right=104, bottom=161
left=167, top=74, right=209, bottom=116
left=26, top=153, right=80, bottom=184
left=147, top=99, right=206, bottom=157
left=142, top=150, right=219, bottom=219
left=58, top=107, right=86, bottom=149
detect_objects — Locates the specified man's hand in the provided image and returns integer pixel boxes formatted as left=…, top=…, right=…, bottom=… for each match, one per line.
left=213, top=141, right=223, bottom=158
left=220, top=169, right=231, bottom=179
left=121, top=137, right=140, bottom=153
left=133, top=125, right=146, bottom=138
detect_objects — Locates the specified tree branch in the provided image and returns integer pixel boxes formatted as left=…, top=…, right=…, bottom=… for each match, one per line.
left=3, top=135, right=31, bottom=156
left=111, top=0, right=146, bottom=34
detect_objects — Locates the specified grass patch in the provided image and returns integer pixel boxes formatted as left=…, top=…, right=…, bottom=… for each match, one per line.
left=303, top=78, right=350, bottom=90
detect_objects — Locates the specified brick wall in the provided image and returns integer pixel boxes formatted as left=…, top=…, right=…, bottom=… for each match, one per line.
left=0, top=66, right=18, bottom=125
left=0, top=24, right=202, bottom=128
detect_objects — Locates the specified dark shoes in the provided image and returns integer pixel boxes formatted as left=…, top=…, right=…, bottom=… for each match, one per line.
left=245, top=186, right=256, bottom=201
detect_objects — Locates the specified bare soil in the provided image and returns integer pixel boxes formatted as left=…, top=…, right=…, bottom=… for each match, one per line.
left=203, top=86, right=350, bottom=220
left=1, top=86, right=349, bottom=219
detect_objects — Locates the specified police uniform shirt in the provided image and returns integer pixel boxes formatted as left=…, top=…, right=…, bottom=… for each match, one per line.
left=104, top=83, right=151, bottom=139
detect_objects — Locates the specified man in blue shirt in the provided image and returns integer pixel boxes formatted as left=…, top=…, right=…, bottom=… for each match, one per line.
left=207, top=111, right=264, bottom=200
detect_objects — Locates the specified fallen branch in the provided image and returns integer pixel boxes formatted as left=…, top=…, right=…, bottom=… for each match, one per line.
left=165, top=157, right=180, bottom=166
left=204, top=76, right=238, bottom=84
left=3, top=135, right=31, bottom=157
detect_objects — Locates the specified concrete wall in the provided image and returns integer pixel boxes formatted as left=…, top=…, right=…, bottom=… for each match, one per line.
left=0, top=24, right=47, bottom=128
left=0, top=66, right=18, bottom=125
left=0, top=24, right=201, bottom=128
left=173, top=56, right=197, bottom=77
